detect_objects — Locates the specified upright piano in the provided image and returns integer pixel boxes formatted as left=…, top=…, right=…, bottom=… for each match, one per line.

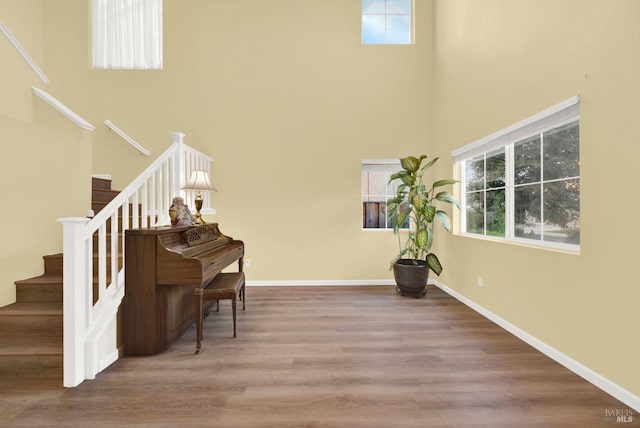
left=123, top=223, right=244, bottom=355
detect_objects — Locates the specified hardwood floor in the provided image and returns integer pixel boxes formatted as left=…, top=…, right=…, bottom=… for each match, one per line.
left=1, top=285, right=636, bottom=427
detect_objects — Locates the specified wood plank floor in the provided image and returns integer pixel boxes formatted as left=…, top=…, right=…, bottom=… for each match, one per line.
left=2, top=285, right=636, bottom=427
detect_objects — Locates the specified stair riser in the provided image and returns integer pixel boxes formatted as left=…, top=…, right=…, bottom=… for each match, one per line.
left=92, top=189, right=120, bottom=204
left=43, top=253, right=123, bottom=278
left=0, top=355, right=62, bottom=379
left=0, top=315, right=62, bottom=337
left=44, top=255, right=63, bottom=276
left=91, top=177, right=112, bottom=191
left=16, top=284, right=62, bottom=304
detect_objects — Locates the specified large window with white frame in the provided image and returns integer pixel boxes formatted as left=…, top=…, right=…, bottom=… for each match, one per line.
left=92, top=0, right=163, bottom=70
left=453, top=97, right=580, bottom=252
left=362, top=160, right=409, bottom=229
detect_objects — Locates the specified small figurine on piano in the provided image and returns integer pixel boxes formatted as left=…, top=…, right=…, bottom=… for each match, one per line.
left=169, top=197, right=195, bottom=226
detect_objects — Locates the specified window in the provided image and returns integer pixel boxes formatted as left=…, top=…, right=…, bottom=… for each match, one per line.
left=92, top=0, right=163, bottom=69
left=362, top=160, right=409, bottom=229
left=362, top=0, right=413, bottom=45
left=453, top=97, right=580, bottom=251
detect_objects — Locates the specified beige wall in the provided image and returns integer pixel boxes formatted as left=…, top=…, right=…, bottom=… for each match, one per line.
left=0, top=0, right=91, bottom=306
left=41, top=0, right=436, bottom=284
left=433, top=0, right=640, bottom=397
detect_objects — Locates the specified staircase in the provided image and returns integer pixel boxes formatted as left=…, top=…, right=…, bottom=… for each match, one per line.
left=0, top=177, right=120, bottom=384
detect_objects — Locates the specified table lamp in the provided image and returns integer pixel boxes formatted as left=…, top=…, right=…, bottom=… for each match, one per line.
left=182, top=170, right=217, bottom=224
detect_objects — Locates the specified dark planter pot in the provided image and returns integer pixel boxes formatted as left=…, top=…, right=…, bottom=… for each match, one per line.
left=393, top=259, right=430, bottom=298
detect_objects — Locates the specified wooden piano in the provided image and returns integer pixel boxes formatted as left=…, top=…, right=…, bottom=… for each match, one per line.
left=123, top=223, right=244, bottom=355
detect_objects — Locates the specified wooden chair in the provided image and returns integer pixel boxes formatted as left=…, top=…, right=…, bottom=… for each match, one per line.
left=194, top=271, right=245, bottom=354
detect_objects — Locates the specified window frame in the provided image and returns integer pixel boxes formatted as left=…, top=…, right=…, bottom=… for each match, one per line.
left=453, top=96, right=581, bottom=253
left=361, top=0, right=414, bottom=45
left=361, top=159, right=408, bottom=230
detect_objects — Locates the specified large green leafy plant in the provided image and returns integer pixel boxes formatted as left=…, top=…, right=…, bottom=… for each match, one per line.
left=386, top=155, right=460, bottom=275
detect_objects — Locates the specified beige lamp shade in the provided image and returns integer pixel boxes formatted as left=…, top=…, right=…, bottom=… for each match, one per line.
left=182, top=170, right=217, bottom=192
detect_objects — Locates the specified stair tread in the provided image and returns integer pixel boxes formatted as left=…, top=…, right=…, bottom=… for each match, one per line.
left=0, top=302, right=62, bottom=315
left=14, top=274, right=63, bottom=286
left=0, top=336, right=62, bottom=355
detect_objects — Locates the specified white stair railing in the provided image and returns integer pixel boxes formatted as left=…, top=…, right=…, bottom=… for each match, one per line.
left=57, top=132, right=213, bottom=387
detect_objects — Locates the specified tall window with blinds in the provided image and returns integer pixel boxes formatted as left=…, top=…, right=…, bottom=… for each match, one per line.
left=362, top=160, right=409, bottom=229
left=92, top=0, right=163, bottom=70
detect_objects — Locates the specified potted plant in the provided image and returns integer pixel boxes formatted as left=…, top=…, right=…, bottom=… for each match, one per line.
left=386, top=155, right=460, bottom=297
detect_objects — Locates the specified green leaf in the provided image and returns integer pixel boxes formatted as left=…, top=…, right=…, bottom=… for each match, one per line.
left=426, top=226, right=434, bottom=250
left=389, top=171, right=407, bottom=184
left=396, top=210, right=409, bottom=230
left=416, top=228, right=429, bottom=249
left=435, top=191, right=461, bottom=209
left=411, top=193, right=423, bottom=211
left=426, top=253, right=443, bottom=276
left=419, top=156, right=439, bottom=174
left=432, top=179, right=458, bottom=188
left=401, top=155, right=425, bottom=173
left=435, top=210, right=452, bottom=232
left=401, top=175, right=415, bottom=186
left=425, top=205, right=436, bottom=222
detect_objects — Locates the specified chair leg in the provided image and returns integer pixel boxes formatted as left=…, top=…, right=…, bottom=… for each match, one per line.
left=232, top=297, right=237, bottom=338
left=241, top=283, right=246, bottom=311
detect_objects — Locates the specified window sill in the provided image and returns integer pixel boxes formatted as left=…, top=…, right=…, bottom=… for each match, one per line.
left=455, top=232, right=580, bottom=255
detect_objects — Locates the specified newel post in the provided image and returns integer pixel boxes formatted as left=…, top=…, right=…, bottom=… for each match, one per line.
left=57, top=217, right=90, bottom=388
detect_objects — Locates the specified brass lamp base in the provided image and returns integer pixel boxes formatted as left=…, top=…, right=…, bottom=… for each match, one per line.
left=194, top=192, right=205, bottom=224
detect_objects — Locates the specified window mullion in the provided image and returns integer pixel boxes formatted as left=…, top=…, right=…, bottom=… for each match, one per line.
left=540, top=132, right=545, bottom=242
left=505, top=144, right=514, bottom=239
left=483, top=154, right=487, bottom=236
left=460, top=161, right=467, bottom=234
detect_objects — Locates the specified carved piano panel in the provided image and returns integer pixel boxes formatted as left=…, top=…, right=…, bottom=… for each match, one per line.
left=123, top=224, right=244, bottom=355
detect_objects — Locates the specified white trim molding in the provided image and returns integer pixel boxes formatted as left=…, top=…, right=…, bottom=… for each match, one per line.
left=104, top=120, right=151, bottom=156
left=32, top=87, right=95, bottom=131
left=431, top=279, right=640, bottom=412
left=0, top=20, right=50, bottom=84
left=247, top=279, right=395, bottom=287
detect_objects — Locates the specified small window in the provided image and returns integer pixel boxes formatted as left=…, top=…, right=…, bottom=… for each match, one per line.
left=362, top=0, right=413, bottom=45
left=92, top=0, right=163, bottom=70
left=454, top=97, right=580, bottom=252
left=362, top=160, right=409, bottom=229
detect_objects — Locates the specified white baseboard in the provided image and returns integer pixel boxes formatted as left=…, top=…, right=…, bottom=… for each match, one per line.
left=98, top=348, right=119, bottom=374
left=246, top=279, right=395, bottom=287
left=431, top=279, right=640, bottom=412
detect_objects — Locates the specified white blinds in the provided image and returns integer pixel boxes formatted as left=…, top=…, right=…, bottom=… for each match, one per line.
left=452, top=96, right=580, bottom=162
left=92, top=0, right=163, bottom=70
left=361, top=159, right=401, bottom=173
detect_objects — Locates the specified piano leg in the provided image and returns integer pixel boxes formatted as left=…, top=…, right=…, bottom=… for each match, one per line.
left=194, top=287, right=204, bottom=354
